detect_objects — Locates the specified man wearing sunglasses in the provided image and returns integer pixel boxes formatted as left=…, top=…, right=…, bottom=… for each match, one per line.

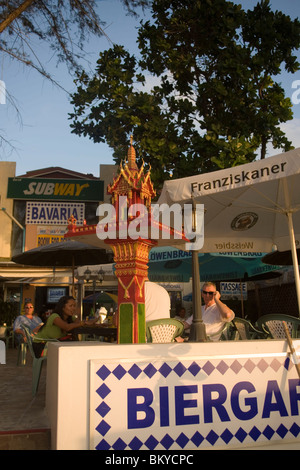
left=183, top=282, right=234, bottom=341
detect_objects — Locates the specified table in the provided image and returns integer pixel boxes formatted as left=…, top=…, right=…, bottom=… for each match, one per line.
left=73, top=325, right=117, bottom=341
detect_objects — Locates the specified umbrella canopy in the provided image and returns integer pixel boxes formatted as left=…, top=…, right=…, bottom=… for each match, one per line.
left=158, top=148, right=300, bottom=314
left=148, top=248, right=283, bottom=283
left=262, top=249, right=300, bottom=266
left=83, top=292, right=118, bottom=304
left=159, top=149, right=300, bottom=253
left=12, top=241, right=112, bottom=267
left=12, top=240, right=113, bottom=296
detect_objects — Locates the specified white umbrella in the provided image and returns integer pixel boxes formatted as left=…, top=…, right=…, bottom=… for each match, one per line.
left=158, top=148, right=300, bottom=315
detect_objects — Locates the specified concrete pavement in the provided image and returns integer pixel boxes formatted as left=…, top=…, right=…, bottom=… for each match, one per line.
left=0, top=346, right=51, bottom=450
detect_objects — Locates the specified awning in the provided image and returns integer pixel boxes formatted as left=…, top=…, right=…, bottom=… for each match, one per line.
left=0, top=263, right=72, bottom=284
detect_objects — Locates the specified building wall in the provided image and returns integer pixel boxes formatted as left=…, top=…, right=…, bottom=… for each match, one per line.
left=99, top=164, right=117, bottom=204
left=0, top=162, right=16, bottom=259
left=1, top=163, right=118, bottom=312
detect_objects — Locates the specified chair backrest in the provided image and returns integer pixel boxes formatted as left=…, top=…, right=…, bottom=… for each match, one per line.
left=0, top=326, right=7, bottom=339
left=207, top=321, right=235, bottom=341
left=232, top=318, right=252, bottom=340
left=257, top=314, right=300, bottom=339
left=146, top=318, right=184, bottom=343
left=0, top=340, right=5, bottom=364
left=232, top=317, right=267, bottom=340
left=21, top=326, right=36, bottom=359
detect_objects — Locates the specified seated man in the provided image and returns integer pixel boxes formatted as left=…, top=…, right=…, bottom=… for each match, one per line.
left=184, top=282, right=234, bottom=341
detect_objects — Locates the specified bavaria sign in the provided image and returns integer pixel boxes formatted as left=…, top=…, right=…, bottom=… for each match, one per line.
left=26, top=202, right=85, bottom=225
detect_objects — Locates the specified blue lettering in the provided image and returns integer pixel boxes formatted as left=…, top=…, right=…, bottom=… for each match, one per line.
left=231, top=381, right=258, bottom=420
left=127, top=388, right=155, bottom=429
left=203, top=384, right=230, bottom=423
left=262, top=380, right=288, bottom=418
left=31, top=207, right=39, bottom=219
left=46, top=208, right=53, bottom=219
left=126, top=379, right=300, bottom=431
left=52, top=208, right=59, bottom=220
left=61, top=208, right=66, bottom=220
left=39, top=207, right=46, bottom=219
left=72, top=208, right=78, bottom=220
left=289, top=379, right=300, bottom=415
left=159, top=387, right=169, bottom=427
left=175, top=385, right=199, bottom=425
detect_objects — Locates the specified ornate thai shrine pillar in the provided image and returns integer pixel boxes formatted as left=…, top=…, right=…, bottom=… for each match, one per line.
left=105, top=138, right=157, bottom=344
left=64, top=138, right=187, bottom=343
left=108, top=238, right=156, bottom=343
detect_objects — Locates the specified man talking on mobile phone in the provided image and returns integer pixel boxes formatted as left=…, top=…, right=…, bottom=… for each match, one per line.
left=183, top=282, right=235, bottom=341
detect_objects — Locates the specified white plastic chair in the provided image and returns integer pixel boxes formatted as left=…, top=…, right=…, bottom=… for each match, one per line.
left=0, top=340, right=6, bottom=364
left=146, top=318, right=184, bottom=343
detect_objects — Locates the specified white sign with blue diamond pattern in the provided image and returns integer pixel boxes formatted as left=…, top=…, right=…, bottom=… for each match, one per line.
left=89, top=353, right=300, bottom=450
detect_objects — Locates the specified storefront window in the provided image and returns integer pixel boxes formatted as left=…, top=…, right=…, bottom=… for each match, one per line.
left=85, top=202, right=98, bottom=225
left=6, top=287, right=20, bottom=303
left=11, top=200, right=26, bottom=256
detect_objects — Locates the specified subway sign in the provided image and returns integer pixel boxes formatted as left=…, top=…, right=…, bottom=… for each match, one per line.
left=90, top=354, right=300, bottom=450
left=7, top=178, right=104, bottom=201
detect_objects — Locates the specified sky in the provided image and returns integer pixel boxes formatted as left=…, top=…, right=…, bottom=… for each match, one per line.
left=0, top=0, right=300, bottom=178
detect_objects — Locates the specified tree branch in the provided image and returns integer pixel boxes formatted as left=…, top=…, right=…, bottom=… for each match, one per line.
left=0, top=0, right=37, bottom=33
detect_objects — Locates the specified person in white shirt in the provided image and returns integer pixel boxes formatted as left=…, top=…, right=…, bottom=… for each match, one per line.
left=144, top=281, right=171, bottom=321
left=184, top=282, right=234, bottom=341
left=112, top=281, right=171, bottom=328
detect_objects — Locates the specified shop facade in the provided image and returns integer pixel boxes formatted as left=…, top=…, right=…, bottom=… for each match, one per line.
left=0, top=162, right=115, bottom=320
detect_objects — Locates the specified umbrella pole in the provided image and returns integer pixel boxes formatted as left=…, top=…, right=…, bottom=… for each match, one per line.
left=240, top=280, right=244, bottom=318
left=282, top=321, right=300, bottom=379
left=254, top=284, right=262, bottom=317
left=93, top=280, right=96, bottom=315
left=72, top=257, right=75, bottom=298
left=189, top=251, right=208, bottom=342
left=286, top=212, right=300, bottom=317
left=189, top=197, right=207, bottom=342
left=77, top=280, right=84, bottom=321
left=283, top=180, right=300, bottom=317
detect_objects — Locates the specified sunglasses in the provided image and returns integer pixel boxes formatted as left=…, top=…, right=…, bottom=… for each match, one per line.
left=202, top=291, right=215, bottom=296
